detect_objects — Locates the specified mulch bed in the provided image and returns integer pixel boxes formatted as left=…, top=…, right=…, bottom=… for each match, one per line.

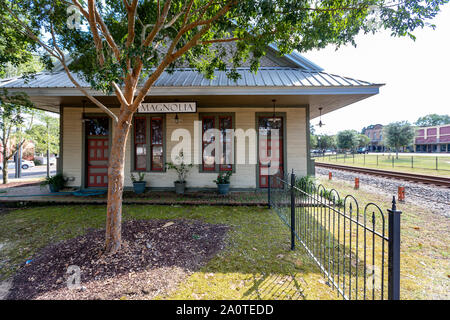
left=7, top=219, right=229, bottom=300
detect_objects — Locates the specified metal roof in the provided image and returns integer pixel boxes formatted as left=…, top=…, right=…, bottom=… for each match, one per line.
left=0, top=67, right=379, bottom=90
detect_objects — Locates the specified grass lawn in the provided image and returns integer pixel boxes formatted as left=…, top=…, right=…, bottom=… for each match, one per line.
left=315, top=154, right=450, bottom=177
left=316, top=177, right=450, bottom=300
left=0, top=205, right=336, bottom=300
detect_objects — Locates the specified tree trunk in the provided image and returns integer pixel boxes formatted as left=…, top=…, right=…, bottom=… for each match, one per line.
left=2, top=158, right=7, bottom=184
left=396, top=148, right=399, bottom=160
left=104, top=108, right=133, bottom=254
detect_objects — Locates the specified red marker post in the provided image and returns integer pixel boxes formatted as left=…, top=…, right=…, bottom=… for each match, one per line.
left=329, top=172, right=332, bottom=180
left=355, top=177, right=359, bottom=190
left=398, top=187, right=405, bottom=202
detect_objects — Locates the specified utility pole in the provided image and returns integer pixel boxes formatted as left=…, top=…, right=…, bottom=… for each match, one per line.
left=14, top=143, right=22, bottom=178
left=46, top=119, right=50, bottom=178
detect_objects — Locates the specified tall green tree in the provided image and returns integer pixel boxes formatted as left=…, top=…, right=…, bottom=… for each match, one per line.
left=383, top=121, right=415, bottom=158
left=0, top=89, right=34, bottom=184
left=310, top=134, right=318, bottom=149
left=27, top=113, right=59, bottom=156
left=357, top=134, right=371, bottom=148
left=317, top=134, right=336, bottom=150
left=415, top=114, right=450, bottom=127
left=1, top=0, right=447, bottom=253
left=337, top=130, right=359, bottom=151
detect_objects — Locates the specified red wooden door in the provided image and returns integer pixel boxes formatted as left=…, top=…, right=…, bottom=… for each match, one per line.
left=87, top=138, right=109, bottom=187
left=258, top=116, right=284, bottom=188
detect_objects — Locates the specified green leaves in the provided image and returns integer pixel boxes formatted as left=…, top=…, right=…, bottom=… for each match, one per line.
left=383, top=121, right=415, bottom=149
left=337, top=130, right=359, bottom=151
left=3, top=0, right=448, bottom=95
left=415, top=114, right=450, bottom=127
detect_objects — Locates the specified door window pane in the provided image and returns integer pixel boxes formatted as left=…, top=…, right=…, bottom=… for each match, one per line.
left=134, top=118, right=147, bottom=170
left=151, top=118, right=163, bottom=171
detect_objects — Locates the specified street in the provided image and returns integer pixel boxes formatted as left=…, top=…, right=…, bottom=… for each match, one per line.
left=0, top=165, right=57, bottom=181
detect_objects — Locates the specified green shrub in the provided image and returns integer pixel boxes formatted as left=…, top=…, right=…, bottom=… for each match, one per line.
left=40, top=173, right=65, bottom=190
left=295, top=175, right=316, bottom=193
left=131, top=172, right=145, bottom=183
left=214, top=171, right=232, bottom=184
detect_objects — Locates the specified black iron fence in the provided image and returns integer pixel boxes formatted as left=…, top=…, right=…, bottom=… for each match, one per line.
left=312, top=152, right=450, bottom=172
left=268, top=170, right=401, bottom=300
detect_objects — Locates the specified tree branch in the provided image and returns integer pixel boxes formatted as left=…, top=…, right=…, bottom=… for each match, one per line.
left=142, top=0, right=173, bottom=47
left=131, top=1, right=236, bottom=111
left=87, top=0, right=105, bottom=66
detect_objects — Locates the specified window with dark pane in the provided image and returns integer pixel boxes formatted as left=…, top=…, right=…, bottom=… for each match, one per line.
left=151, top=118, right=163, bottom=171
left=86, top=117, right=109, bottom=136
left=134, top=117, right=147, bottom=171
left=219, top=116, right=233, bottom=171
left=202, top=116, right=215, bottom=171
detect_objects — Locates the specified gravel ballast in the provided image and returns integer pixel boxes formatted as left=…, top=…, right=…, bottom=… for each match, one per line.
left=316, top=167, right=450, bottom=217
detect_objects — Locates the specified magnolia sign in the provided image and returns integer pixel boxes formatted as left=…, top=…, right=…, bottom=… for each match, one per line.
left=138, top=102, right=197, bottom=113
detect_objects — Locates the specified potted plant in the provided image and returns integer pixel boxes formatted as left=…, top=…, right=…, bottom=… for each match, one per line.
left=166, top=151, right=193, bottom=195
left=40, top=173, right=65, bottom=193
left=214, top=171, right=232, bottom=195
left=131, top=172, right=146, bottom=194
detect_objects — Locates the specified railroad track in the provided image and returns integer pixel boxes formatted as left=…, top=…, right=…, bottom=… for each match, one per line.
left=315, top=162, right=450, bottom=188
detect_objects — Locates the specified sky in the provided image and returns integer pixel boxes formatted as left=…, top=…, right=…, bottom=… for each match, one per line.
left=303, top=4, right=450, bottom=135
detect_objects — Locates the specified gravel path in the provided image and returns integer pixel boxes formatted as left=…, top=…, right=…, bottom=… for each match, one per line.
left=316, top=167, right=450, bottom=218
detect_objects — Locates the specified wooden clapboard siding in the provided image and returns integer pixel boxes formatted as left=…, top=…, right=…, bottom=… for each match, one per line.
left=62, top=106, right=307, bottom=188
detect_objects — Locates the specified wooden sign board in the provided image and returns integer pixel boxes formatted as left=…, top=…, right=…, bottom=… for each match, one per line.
left=138, top=102, right=197, bottom=113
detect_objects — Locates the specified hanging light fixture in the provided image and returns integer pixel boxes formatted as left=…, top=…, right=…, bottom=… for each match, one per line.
left=318, top=107, right=325, bottom=128
left=174, top=113, right=180, bottom=124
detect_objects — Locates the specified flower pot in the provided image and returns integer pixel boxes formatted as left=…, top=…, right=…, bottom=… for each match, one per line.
left=48, top=184, right=60, bottom=193
left=217, top=183, right=230, bottom=195
left=133, top=181, right=146, bottom=194
left=174, top=181, right=186, bottom=195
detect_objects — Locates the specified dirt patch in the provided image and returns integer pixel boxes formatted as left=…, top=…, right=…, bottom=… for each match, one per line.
left=7, top=219, right=228, bottom=300
left=0, top=181, right=40, bottom=189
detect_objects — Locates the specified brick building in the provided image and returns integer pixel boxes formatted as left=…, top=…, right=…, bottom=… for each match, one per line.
left=362, top=124, right=385, bottom=152
left=415, top=124, right=450, bottom=153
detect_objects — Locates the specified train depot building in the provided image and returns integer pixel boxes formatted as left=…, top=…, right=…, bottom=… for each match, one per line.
left=1, top=47, right=382, bottom=191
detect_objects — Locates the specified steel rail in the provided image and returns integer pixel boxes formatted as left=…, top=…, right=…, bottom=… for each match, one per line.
left=316, top=162, right=450, bottom=188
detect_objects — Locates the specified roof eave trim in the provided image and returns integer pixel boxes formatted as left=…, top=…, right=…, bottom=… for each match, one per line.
left=4, top=85, right=381, bottom=96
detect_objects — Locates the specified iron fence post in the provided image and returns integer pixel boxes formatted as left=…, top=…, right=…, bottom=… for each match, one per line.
left=290, top=169, right=296, bottom=251
left=268, top=162, right=271, bottom=209
left=388, top=196, right=401, bottom=300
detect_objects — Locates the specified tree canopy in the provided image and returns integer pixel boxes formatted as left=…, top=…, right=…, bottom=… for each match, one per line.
left=415, top=113, right=450, bottom=127
left=357, top=133, right=371, bottom=148
left=0, top=89, right=35, bottom=183
left=383, top=121, right=415, bottom=157
left=1, top=0, right=448, bottom=113
left=27, top=112, right=59, bottom=156
left=337, top=130, right=359, bottom=151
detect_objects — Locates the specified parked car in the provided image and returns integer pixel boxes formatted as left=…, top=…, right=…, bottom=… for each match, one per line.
left=357, top=147, right=369, bottom=154
left=34, top=156, right=57, bottom=166
left=0, top=159, right=36, bottom=170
